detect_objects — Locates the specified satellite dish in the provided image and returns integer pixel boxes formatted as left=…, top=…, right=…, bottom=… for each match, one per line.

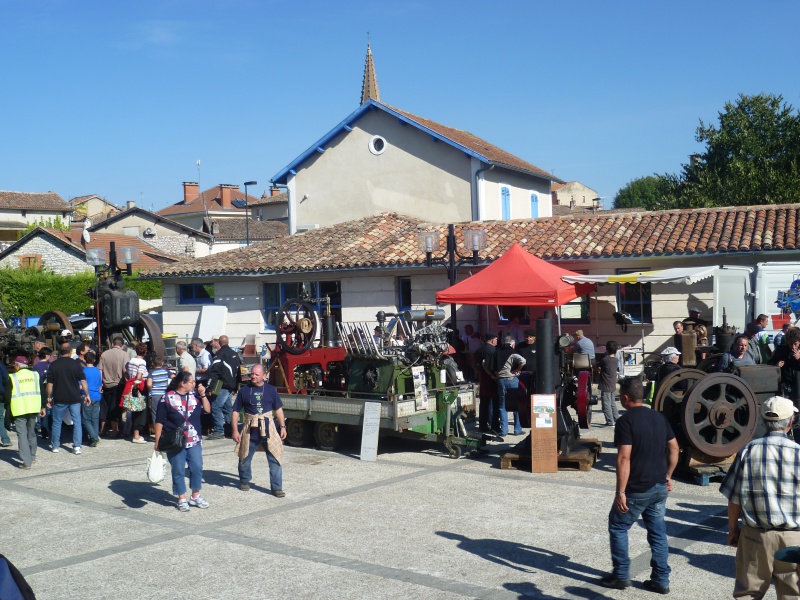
left=82, top=229, right=90, bottom=243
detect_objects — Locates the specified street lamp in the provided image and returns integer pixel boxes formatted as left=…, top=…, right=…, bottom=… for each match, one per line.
left=244, top=180, right=257, bottom=246
left=417, top=224, right=487, bottom=335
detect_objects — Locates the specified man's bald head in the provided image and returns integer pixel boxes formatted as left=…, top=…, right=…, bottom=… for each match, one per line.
left=219, top=335, right=229, bottom=346
left=251, top=363, right=265, bottom=376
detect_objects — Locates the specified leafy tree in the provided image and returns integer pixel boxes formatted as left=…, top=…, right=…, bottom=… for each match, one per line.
left=614, top=94, right=800, bottom=209
left=682, top=93, right=800, bottom=205
left=20, top=215, right=70, bottom=236
left=613, top=175, right=680, bottom=210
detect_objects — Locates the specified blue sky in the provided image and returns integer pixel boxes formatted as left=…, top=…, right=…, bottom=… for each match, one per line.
left=2, top=0, right=799, bottom=211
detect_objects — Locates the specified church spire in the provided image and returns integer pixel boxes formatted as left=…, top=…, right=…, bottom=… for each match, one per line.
left=360, top=41, right=380, bottom=104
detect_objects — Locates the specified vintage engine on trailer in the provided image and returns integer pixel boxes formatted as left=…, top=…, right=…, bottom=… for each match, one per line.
left=268, top=298, right=480, bottom=457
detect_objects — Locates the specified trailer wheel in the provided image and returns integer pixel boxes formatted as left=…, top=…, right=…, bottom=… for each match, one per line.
left=314, top=422, right=342, bottom=451
left=447, top=444, right=463, bottom=459
left=285, top=419, right=313, bottom=447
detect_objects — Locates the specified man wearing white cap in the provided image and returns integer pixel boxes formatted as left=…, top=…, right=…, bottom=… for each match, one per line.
left=720, top=396, right=800, bottom=599
left=655, top=347, right=682, bottom=396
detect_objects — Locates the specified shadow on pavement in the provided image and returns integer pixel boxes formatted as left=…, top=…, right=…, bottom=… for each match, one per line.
left=437, top=531, right=607, bottom=585
left=108, top=479, right=175, bottom=509
left=202, top=468, right=241, bottom=489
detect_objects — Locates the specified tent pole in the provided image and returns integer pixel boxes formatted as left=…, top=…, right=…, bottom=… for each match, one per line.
left=640, top=288, right=645, bottom=354
left=595, top=291, right=599, bottom=343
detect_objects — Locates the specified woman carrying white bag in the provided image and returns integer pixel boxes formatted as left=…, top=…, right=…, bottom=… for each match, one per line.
left=147, top=450, right=168, bottom=483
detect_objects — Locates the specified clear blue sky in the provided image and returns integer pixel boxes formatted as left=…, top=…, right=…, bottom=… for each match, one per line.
left=3, top=0, right=799, bottom=211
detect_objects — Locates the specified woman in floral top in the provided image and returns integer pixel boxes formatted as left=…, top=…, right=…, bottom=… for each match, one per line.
left=154, top=371, right=211, bottom=512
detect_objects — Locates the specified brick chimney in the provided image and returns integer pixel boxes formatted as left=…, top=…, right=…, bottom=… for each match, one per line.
left=270, top=186, right=281, bottom=197
left=219, top=184, right=238, bottom=208
left=183, top=182, right=199, bottom=204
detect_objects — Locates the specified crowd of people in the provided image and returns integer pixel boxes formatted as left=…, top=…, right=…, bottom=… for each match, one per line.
left=1, top=333, right=287, bottom=511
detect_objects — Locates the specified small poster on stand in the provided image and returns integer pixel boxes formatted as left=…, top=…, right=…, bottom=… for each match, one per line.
left=530, top=393, right=558, bottom=473
left=411, top=365, right=429, bottom=411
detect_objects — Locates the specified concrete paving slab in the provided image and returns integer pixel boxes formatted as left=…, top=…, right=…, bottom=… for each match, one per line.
left=0, top=422, right=750, bottom=600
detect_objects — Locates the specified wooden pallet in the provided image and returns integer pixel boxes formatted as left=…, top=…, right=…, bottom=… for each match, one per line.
left=677, top=463, right=730, bottom=487
left=501, top=438, right=602, bottom=472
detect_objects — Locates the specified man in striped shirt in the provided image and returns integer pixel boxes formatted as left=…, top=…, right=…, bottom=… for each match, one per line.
left=720, top=396, right=800, bottom=599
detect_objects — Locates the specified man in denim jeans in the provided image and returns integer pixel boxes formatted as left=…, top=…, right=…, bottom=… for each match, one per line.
left=207, top=334, right=241, bottom=439
left=600, top=377, right=679, bottom=594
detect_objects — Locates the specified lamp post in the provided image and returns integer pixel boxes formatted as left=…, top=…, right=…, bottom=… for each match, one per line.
left=417, top=224, right=487, bottom=337
left=244, top=180, right=257, bottom=246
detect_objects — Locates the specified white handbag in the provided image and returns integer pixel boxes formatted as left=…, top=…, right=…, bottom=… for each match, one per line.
left=146, top=450, right=168, bottom=483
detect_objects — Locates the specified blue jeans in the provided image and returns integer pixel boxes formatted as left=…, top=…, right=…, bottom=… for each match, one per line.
left=238, top=436, right=282, bottom=491
left=82, top=402, right=101, bottom=442
left=0, top=403, right=10, bottom=445
left=166, top=443, right=204, bottom=497
left=497, top=377, right=523, bottom=435
left=50, top=403, right=83, bottom=449
left=608, top=483, right=670, bottom=587
left=211, top=389, right=233, bottom=435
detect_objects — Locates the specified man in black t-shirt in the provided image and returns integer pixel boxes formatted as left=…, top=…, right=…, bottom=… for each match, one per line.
left=46, top=344, right=89, bottom=454
left=599, top=377, right=679, bottom=594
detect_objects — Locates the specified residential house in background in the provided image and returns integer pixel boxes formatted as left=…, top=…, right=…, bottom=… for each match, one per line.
left=0, top=225, right=179, bottom=275
left=271, top=44, right=563, bottom=234
left=157, top=183, right=262, bottom=231
left=70, top=194, right=122, bottom=223
left=0, top=191, right=72, bottom=247
left=201, top=217, right=288, bottom=253
left=249, top=188, right=288, bottom=224
left=551, top=181, right=600, bottom=215
left=87, top=205, right=213, bottom=259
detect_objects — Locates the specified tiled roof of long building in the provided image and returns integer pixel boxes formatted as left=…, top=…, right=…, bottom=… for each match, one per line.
left=141, top=203, right=800, bottom=278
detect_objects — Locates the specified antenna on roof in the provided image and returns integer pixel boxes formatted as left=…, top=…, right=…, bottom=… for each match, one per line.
left=197, top=160, right=211, bottom=229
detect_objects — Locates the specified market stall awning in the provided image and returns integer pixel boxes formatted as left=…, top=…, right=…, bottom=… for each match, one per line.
left=435, top=243, right=595, bottom=306
left=561, top=266, right=717, bottom=286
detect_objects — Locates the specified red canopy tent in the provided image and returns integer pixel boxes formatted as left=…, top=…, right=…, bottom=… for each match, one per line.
left=435, top=243, right=595, bottom=306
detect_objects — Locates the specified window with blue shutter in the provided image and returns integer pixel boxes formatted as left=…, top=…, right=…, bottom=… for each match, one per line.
left=501, top=186, right=511, bottom=220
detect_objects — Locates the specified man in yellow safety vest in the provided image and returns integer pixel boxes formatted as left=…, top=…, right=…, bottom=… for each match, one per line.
left=8, top=356, right=44, bottom=469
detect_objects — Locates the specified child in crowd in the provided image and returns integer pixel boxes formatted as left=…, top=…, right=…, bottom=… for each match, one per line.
left=82, top=351, right=103, bottom=447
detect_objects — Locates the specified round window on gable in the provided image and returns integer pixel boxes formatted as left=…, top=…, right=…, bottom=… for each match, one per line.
left=369, top=135, right=387, bottom=155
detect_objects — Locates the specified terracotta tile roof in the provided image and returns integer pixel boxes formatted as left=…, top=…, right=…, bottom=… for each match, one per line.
left=250, top=192, right=288, bottom=207
left=156, top=186, right=259, bottom=218
left=141, top=203, right=800, bottom=279
left=44, top=228, right=180, bottom=270
left=0, top=191, right=70, bottom=211
left=204, top=218, right=288, bottom=240
left=386, top=104, right=562, bottom=183
left=69, top=195, right=122, bottom=210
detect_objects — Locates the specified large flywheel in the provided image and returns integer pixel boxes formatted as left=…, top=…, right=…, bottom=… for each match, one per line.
left=575, top=370, right=593, bottom=429
left=137, top=314, right=166, bottom=362
left=681, top=372, right=759, bottom=458
left=276, top=299, right=317, bottom=355
left=652, top=369, right=706, bottom=413
left=38, top=310, right=73, bottom=336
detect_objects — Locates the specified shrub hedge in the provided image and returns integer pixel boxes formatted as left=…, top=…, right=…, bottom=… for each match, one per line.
left=0, top=268, right=162, bottom=320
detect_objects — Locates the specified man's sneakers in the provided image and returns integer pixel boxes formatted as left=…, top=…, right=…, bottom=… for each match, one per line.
left=239, top=483, right=250, bottom=492
left=51, top=447, right=60, bottom=453
left=73, top=447, right=81, bottom=455
left=643, top=580, right=670, bottom=595
left=599, top=575, right=631, bottom=590
left=18, top=464, right=31, bottom=470
left=0, top=440, right=12, bottom=447
left=188, top=495, right=209, bottom=509
left=272, top=489, right=286, bottom=498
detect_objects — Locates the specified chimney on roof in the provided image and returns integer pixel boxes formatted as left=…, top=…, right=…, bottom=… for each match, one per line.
left=127, top=200, right=135, bottom=209
left=270, top=187, right=281, bottom=197
left=183, top=182, right=199, bottom=204
left=220, top=184, right=238, bottom=208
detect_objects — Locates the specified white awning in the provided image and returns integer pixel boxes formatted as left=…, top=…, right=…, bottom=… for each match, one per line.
left=562, top=266, right=717, bottom=285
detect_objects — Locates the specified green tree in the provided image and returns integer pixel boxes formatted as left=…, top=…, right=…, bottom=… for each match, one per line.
left=683, top=93, right=800, bottom=206
left=613, top=175, right=680, bottom=210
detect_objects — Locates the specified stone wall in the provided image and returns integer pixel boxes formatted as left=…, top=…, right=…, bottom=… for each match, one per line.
left=143, top=234, right=196, bottom=258
left=0, top=237, right=91, bottom=274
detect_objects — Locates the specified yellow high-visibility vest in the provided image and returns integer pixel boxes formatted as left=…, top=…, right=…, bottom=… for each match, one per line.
left=9, top=369, right=41, bottom=417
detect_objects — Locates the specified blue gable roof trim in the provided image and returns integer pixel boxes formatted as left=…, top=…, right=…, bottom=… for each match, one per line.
left=270, top=99, right=491, bottom=185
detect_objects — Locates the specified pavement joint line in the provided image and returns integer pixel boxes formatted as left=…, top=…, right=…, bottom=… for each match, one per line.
left=4, top=460, right=452, bottom=577
left=201, top=528, right=518, bottom=600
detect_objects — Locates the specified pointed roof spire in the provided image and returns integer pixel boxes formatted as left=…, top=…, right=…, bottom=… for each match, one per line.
left=361, top=39, right=380, bottom=104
